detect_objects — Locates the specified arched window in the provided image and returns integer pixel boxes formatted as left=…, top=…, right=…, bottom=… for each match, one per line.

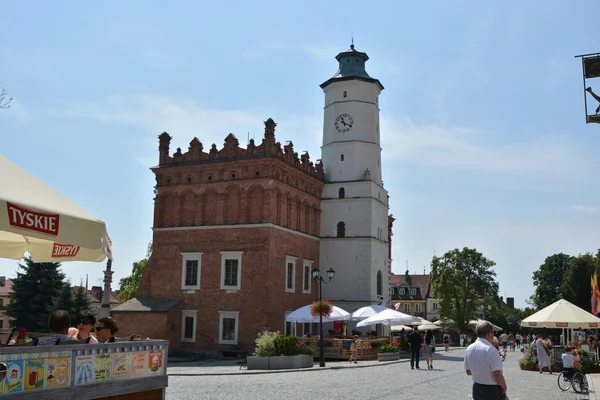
left=336, top=221, right=346, bottom=238
left=377, top=271, right=382, bottom=296
left=338, top=187, right=345, bottom=199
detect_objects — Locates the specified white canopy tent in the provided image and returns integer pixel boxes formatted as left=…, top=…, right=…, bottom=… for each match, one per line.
left=285, top=304, right=350, bottom=323
left=357, top=308, right=420, bottom=328
left=0, top=155, right=112, bottom=262
left=521, top=299, right=600, bottom=344
left=349, top=304, right=391, bottom=321
left=418, top=323, right=441, bottom=331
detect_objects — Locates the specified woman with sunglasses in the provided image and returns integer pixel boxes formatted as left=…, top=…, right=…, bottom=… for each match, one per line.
left=68, top=314, right=98, bottom=344
left=95, top=317, right=119, bottom=343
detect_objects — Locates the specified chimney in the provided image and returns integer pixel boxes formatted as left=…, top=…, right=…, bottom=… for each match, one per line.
left=507, top=297, right=515, bottom=309
left=499, top=296, right=503, bottom=302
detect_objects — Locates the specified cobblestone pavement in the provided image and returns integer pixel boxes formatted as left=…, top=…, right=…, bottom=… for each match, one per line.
left=167, top=349, right=595, bottom=400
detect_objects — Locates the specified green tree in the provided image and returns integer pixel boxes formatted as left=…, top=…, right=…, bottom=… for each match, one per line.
left=530, top=253, right=571, bottom=309
left=430, top=247, right=499, bottom=333
left=561, top=252, right=597, bottom=310
left=119, top=242, right=152, bottom=302
left=55, top=280, right=75, bottom=318
left=72, top=286, right=94, bottom=322
left=7, top=256, right=66, bottom=332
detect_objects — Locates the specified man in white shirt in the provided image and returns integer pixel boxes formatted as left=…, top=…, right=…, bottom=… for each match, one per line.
left=464, top=321, right=507, bottom=399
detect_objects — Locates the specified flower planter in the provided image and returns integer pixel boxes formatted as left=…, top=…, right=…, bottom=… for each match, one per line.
left=247, top=355, right=314, bottom=370
left=377, top=352, right=399, bottom=362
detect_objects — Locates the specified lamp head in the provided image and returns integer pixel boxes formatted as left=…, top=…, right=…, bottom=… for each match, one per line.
left=311, top=268, right=319, bottom=280
left=326, top=268, right=335, bottom=279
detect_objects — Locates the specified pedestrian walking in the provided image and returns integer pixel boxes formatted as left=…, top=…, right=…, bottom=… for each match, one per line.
left=407, top=326, right=423, bottom=370
left=464, top=321, right=508, bottom=400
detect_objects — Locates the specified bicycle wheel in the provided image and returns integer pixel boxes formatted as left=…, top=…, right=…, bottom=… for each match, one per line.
left=557, top=372, right=571, bottom=391
left=572, top=372, right=588, bottom=394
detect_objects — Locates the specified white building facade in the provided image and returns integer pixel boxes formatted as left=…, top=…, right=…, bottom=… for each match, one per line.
left=319, top=45, right=391, bottom=311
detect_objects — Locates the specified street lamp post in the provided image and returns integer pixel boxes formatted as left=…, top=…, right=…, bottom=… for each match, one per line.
left=312, top=267, right=335, bottom=368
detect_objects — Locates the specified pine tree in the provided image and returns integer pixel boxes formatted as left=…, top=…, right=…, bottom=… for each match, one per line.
left=55, top=280, right=75, bottom=321
left=72, top=286, right=93, bottom=322
left=7, top=256, right=66, bottom=332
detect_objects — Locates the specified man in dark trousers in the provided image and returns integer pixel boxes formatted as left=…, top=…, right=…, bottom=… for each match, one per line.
left=407, top=326, right=423, bottom=369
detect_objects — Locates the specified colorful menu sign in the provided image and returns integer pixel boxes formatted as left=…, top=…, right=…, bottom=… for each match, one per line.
left=0, top=351, right=70, bottom=394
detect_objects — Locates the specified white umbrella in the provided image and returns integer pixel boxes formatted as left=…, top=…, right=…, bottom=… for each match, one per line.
left=0, top=156, right=112, bottom=262
left=286, top=304, right=350, bottom=323
left=357, top=308, right=420, bottom=327
left=521, top=299, right=600, bottom=329
left=391, top=325, right=412, bottom=331
left=469, top=319, right=503, bottom=332
left=405, top=317, right=431, bottom=326
left=418, top=323, right=441, bottom=331
left=350, top=304, right=391, bottom=321
left=434, top=319, right=454, bottom=326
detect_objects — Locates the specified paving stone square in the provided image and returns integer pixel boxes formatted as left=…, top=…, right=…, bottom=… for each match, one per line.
left=167, top=349, right=595, bottom=400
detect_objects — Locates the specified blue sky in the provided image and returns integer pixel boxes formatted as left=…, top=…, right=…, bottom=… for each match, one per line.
left=1, top=1, right=600, bottom=308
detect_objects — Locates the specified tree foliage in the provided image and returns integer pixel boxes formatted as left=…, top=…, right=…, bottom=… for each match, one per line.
left=55, top=280, right=75, bottom=317
left=530, top=253, right=572, bottom=309
left=119, top=242, right=152, bottom=302
left=561, top=252, right=598, bottom=310
left=7, top=257, right=66, bottom=332
left=430, top=247, right=499, bottom=333
left=72, top=286, right=93, bottom=323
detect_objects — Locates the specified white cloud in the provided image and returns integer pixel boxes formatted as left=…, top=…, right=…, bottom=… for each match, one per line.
left=380, top=116, right=591, bottom=175
left=569, top=204, right=599, bottom=213
left=60, top=94, right=592, bottom=181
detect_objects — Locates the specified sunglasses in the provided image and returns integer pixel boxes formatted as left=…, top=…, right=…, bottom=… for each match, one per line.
left=79, top=319, right=92, bottom=325
left=94, top=326, right=109, bottom=332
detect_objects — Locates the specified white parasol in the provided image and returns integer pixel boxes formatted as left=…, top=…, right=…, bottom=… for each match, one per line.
left=520, top=299, right=600, bottom=329
left=350, top=304, right=391, bottom=321
left=357, top=308, right=420, bottom=327
left=418, top=323, right=441, bottom=331
left=0, top=155, right=112, bottom=262
left=285, top=304, right=350, bottom=323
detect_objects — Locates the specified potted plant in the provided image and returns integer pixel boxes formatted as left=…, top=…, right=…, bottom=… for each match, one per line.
left=311, top=300, right=333, bottom=318
left=377, top=342, right=399, bottom=362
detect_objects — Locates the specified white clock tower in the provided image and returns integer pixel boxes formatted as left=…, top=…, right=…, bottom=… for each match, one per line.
left=319, top=44, right=390, bottom=310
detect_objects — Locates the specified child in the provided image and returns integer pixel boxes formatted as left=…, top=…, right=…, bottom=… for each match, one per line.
left=349, top=336, right=358, bottom=364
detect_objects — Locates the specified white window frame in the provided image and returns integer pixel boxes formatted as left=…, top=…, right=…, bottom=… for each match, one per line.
left=399, top=288, right=405, bottom=295
left=284, top=311, right=296, bottom=335
left=410, top=288, right=417, bottom=296
left=433, top=302, right=439, bottom=310
left=220, top=251, right=243, bottom=290
left=285, top=255, right=297, bottom=293
left=404, top=303, right=410, bottom=313
left=415, top=304, right=421, bottom=313
left=218, top=311, right=240, bottom=345
left=181, top=310, right=198, bottom=343
left=181, top=252, right=203, bottom=290
left=302, top=260, right=313, bottom=294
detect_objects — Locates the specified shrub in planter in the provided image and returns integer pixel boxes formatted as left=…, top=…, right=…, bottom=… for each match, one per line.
left=254, top=331, right=280, bottom=357
left=378, top=343, right=399, bottom=353
left=274, top=335, right=298, bottom=356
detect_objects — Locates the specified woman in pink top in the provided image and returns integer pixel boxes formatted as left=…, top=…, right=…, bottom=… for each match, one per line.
left=68, top=314, right=98, bottom=344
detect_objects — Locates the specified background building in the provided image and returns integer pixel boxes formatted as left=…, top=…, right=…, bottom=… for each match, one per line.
left=0, top=279, right=13, bottom=329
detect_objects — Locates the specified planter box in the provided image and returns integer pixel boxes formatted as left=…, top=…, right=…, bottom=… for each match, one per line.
left=377, top=352, right=399, bottom=362
left=247, top=355, right=314, bottom=370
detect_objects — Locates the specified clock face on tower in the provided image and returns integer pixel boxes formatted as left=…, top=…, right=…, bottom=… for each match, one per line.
left=335, top=113, right=354, bottom=133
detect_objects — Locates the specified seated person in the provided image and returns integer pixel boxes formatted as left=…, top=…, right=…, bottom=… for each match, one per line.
left=68, top=313, right=98, bottom=344
left=562, top=345, right=582, bottom=379
left=95, top=317, right=119, bottom=343
left=37, top=310, right=79, bottom=347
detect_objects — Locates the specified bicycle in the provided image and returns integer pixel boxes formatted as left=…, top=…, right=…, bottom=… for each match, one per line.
left=557, top=369, right=588, bottom=393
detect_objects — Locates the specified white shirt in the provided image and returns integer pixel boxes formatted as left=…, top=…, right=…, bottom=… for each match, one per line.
left=499, top=334, right=508, bottom=342
left=464, top=338, right=504, bottom=385
left=562, top=353, right=575, bottom=368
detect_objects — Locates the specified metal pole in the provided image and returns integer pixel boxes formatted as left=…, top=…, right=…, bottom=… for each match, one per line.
left=319, top=278, right=325, bottom=368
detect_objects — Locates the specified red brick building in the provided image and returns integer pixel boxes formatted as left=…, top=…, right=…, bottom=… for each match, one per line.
left=113, top=119, right=325, bottom=353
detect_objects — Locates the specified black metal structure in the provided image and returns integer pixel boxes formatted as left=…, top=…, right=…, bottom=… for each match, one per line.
left=575, top=52, right=600, bottom=123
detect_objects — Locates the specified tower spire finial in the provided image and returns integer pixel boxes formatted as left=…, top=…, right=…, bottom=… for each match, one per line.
left=351, top=33, right=354, bottom=50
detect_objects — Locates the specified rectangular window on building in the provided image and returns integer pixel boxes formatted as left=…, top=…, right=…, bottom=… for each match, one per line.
left=181, top=310, right=198, bottom=343
left=220, top=251, right=243, bottom=290
left=433, top=303, right=439, bottom=310
left=302, top=260, right=313, bottom=294
left=285, top=256, right=297, bottom=293
left=415, top=304, right=421, bottom=313
left=181, top=253, right=203, bottom=290
left=399, top=288, right=405, bottom=295
left=410, top=288, right=417, bottom=296
left=219, top=311, right=239, bottom=345
left=404, top=303, right=410, bottom=313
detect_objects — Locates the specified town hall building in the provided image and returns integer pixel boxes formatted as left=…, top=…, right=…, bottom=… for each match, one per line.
left=112, top=44, right=394, bottom=354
